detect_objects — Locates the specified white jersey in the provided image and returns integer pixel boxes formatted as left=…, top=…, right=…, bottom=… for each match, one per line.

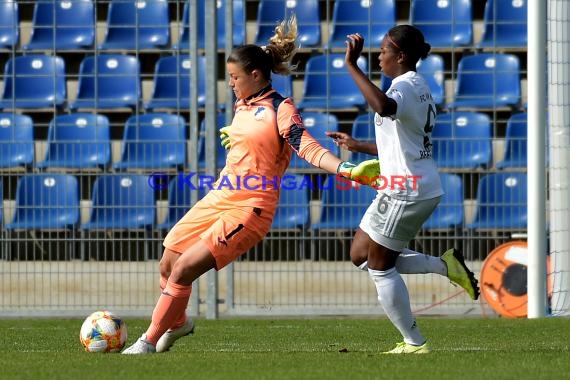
left=374, top=70, right=443, bottom=200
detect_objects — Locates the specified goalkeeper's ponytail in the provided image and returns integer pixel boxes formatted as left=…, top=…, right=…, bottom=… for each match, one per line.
left=226, top=16, right=298, bottom=80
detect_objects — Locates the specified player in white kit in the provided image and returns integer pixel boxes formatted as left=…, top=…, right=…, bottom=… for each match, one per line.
left=339, top=25, right=479, bottom=354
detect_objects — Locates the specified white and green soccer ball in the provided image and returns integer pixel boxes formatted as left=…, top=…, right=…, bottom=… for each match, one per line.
left=79, top=310, right=127, bottom=353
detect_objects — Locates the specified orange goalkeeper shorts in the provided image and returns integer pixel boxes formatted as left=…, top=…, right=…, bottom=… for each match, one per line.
left=163, top=190, right=275, bottom=270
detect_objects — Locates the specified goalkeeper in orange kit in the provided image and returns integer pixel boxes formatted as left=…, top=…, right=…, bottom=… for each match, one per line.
left=122, top=15, right=379, bottom=354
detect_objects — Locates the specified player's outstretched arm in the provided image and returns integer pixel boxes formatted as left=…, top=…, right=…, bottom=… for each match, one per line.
left=325, top=131, right=377, bottom=156
left=221, top=123, right=380, bottom=187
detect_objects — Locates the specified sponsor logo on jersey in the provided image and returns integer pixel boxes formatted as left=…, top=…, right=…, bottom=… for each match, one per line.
left=374, top=113, right=383, bottom=126
left=254, top=106, right=266, bottom=120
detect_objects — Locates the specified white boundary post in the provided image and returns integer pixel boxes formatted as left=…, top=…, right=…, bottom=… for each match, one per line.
left=527, top=0, right=548, bottom=318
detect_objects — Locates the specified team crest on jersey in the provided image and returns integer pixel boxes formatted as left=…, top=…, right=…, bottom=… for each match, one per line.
left=291, top=113, right=303, bottom=126
left=374, top=113, right=383, bottom=126
left=254, top=106, right=266, bottom=120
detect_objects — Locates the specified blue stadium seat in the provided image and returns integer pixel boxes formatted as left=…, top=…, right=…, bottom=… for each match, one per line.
left=198, top=113, right=228, bottom=170
left=272, top=73, right=293, bottom=98
left=0, top=0, right=18, bottom=49
left=467, top=172, right=527, bottom=230
left=349, top=112, right=376, bottom=163
left=477, top=0, right=527, bottom=49
left=496, top=112, right=527, bottom=169
left=37, top=113, right=110, bottom=170
left=5, top=174, right=79, bottom=230
left=289, top=112, right=339, bottom=170
left=380, top=74, right=392, bottom=92
left=255, top=0, right=320, bottom=48
left=297, top=54, right=367, bottom=111
left=447, top=53, right=521, bottom=110
left=422, top=173, right=464, bottom=230
left=410, top=0, right=472, bottom=49
left=272, top=174, right=310, bottom=230
left=417, top=54, right=445, bottom=108
left=69, top=54, right=141, bottom=111
left=176, top=0, right=245, bottom=50
left=113, top=113, right=187, bottom=171
left=0, top=55, right=66, bottom=110
left=0, top=113, right=34, bottom=169
left=145, top=55, right=206, bottom=111
left=351, top=113, right=376, bottom=141
left=157, top=175, right=207, bottom=231
left=4, top=174, right=80, bottom=260
left=24, top=0, right=95, bottom=51
left=311, top=175, right=377, bottom=230
left=431, top=111, right=493, bottom=169
left=81, top=174, right=156, bottom=259
left=99, top=0, right=170, bottom=50
left=82, top=174, right=156, bottom=230
left=327, top=0, right=396, bottom=49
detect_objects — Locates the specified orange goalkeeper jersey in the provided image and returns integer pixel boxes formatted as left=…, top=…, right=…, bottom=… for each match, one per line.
left=213, top=87, right=331, bottom=208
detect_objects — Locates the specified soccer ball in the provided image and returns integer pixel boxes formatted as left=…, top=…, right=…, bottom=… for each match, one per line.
left=79, top=310, right=128, bottom=353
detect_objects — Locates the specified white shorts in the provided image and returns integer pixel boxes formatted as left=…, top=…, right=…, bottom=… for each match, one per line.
left=359, top=193, right=441, bottom=252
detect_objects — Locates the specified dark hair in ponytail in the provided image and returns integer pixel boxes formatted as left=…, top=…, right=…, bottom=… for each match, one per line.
left=387, top=24, right=431, bottom=63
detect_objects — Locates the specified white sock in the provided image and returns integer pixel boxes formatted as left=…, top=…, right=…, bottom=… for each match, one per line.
left=368, top=267, right=426, bottom=346
left=357, top=261, right=369, bottom=271
left=357, top=248, right=446, bottom=276
left=396, top=248, right=447, bottom=275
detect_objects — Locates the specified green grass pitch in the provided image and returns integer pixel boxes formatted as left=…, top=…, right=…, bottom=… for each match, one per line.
left=1, top=317, right=569, bottom=380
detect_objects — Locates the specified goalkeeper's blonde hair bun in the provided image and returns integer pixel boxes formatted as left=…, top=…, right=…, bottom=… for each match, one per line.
left=227, top=15, right=298, bottom=79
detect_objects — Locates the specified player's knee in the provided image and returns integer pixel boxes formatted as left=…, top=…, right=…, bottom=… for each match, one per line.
left=367, top=252, right=398, bottom=271
left=158, top=255, right=172, bottom=279
left=159, top=248, right=182, bottom=279
left=159, top=259, right=172, bottom=279
left=350, top=249, right=367, bottom=268
left=349, top=230, right=369, bottom=267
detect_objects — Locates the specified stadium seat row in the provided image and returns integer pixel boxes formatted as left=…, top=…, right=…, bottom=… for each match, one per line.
left=309, top=171, right=528, bottom=232
left=0, top=54, right=202, bottom=112
left=0, top=0, right=244, bottom=51
left=257, top=0, right=528, bottom=50
left=0, top=171, right=528, bottom=234
left=0, top=52, right=523, bottom=112
left=0, top=110, right=531, bottom=172
left=0, top=111, right=220, bottom=171
left=0, top=0, right=528, bottom=51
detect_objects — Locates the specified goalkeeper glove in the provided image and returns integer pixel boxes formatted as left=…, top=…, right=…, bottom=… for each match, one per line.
left=337, top=159, right=381, bottom=187
left=219, top=126, right=231, bottom=150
